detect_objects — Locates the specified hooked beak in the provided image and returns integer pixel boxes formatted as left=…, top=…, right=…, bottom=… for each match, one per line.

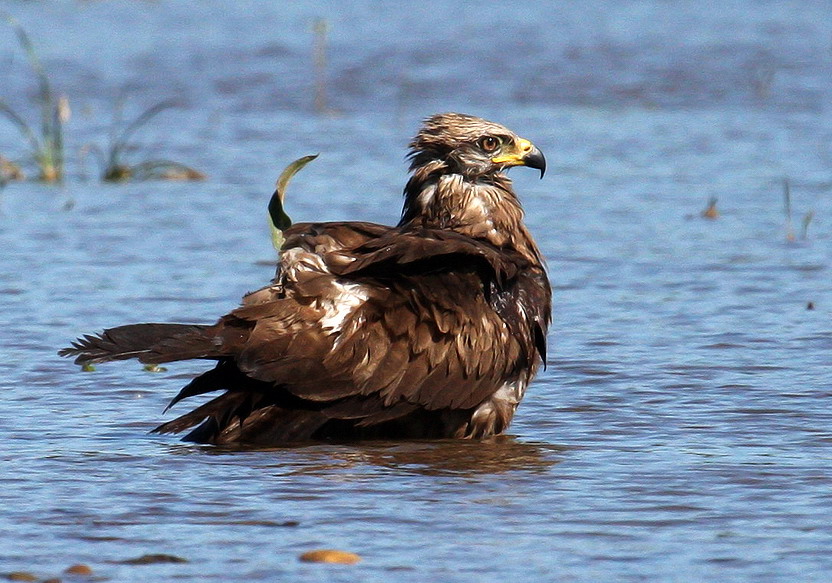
left=491, top=138, right=546, bottom=178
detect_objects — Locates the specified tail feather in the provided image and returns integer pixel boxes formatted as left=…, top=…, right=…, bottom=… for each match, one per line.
left=59, top=320, right=472, bottom=445
left=154, top=389, right=330, bottom=445
left=153, top=391, right=250, bottom=436
left=164, top=359, right=251, bottom=412
left=59, top=323, right=213, bottom=365
left=164, top=365, right=225, bottom=412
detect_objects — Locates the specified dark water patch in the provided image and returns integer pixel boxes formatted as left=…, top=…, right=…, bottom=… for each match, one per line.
left=116, top=553, right=188, bottom=565
left=700, top=342, right=745, bottom=349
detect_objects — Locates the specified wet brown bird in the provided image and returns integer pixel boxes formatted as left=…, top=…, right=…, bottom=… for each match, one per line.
left=60, top=113, right=552, bottom=445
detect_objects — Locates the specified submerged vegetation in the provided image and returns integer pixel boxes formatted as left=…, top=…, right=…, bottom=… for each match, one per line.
left=0, top=15, right=202, bottom=184
left=0, top=154, right=24, bottom=182
left=0, top=12, right=67, bottom=182
left=97, top=98, right=204, bottom=182
left=782, top=178, right=814, bottom=242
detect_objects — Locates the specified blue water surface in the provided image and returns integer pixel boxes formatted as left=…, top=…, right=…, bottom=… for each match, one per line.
left=1, top=1, right=831, bottom=581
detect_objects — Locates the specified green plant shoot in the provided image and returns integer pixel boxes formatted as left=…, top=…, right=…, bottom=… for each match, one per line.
left=0, top=12, right=65, bottom=182
left=268, top=154, right=318, bottom=251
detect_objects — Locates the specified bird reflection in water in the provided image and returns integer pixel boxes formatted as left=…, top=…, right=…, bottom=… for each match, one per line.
left=177, top=435, right=565, bottom=477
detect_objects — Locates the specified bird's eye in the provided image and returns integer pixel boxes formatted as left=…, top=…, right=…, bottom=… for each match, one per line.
left=479, top=136, right=500, bottom=152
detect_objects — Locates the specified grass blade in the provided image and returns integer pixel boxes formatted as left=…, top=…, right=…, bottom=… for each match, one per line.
left=1, top=12, right=63, bottom=181
left=108, top=99, right=180, bottom=163
left=1, top=13, right=51, bottom=100
left=783, top=177, right=794, bottom=241
left=0, top=98, right=41, bottom=154
left=268, top=154, right=318, bottom=250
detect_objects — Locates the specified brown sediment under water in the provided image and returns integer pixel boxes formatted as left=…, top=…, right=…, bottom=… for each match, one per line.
left=1, top=2, right=831, bottom=581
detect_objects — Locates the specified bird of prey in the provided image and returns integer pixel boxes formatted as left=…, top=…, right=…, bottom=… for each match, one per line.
left=60, top=113, right=552, bottom=445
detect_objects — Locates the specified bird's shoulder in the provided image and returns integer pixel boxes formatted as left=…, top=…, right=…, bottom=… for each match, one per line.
left=235, top=219, right=544, bottom=324
left=211, top=221, right=546, bottom=414
left=273, top=220, right=533, bottom=287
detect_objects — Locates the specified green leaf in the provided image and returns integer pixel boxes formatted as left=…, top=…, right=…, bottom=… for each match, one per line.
left=268, top=154, right=318, bottom=251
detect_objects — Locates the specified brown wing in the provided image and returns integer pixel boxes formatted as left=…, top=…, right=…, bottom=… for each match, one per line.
left=220, top=221, right=540, bottom=415
left=147, top=220, right=549, bottom=442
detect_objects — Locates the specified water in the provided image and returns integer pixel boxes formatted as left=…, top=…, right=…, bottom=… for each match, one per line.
left=1, top=1, right=831, bottom=581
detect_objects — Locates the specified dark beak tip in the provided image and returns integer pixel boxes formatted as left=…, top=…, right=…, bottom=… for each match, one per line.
left=524, top=148, right=546, bottom=179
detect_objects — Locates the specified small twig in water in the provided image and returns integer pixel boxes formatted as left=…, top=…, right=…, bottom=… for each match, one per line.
left=783, top=177, right=794, bottom=241
left=800, top=211, right=814, bottom=240
left=313, top=18, right=330, bottom=115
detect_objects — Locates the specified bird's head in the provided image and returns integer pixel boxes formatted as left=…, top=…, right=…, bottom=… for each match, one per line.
left=407, top=113, right=546, bottom=180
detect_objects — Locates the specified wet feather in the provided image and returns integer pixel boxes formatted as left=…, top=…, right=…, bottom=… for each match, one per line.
left=60, top=113, right=552, bottom=444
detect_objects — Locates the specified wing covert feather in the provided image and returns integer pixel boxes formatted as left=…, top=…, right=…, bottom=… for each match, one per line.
left=197, top=220, right=545, bottom=418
